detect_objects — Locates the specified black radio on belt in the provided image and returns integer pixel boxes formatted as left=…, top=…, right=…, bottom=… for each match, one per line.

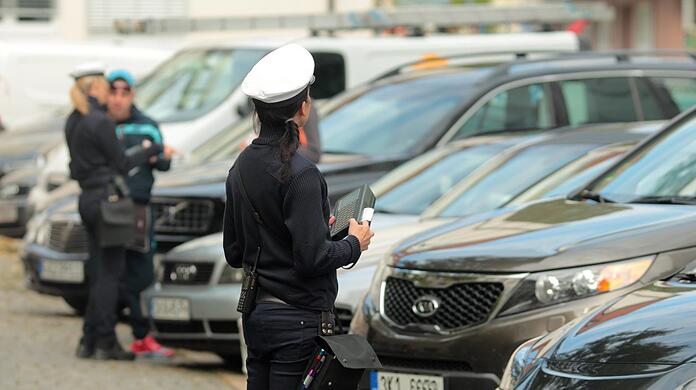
left=330, top=185, right=376, bottom=240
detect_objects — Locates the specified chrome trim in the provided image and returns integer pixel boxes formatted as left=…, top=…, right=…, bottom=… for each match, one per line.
left=437, top=69, right=696, bottom=146
left=379, top=267, right=528, bottom=336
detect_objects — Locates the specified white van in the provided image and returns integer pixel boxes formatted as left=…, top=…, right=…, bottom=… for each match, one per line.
left=29, top=32, right=579, bottom=210
left=0, top=41, right=174, bottom=129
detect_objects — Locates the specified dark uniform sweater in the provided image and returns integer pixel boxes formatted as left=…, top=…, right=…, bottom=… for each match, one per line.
left=114, top=105, right=171, bottom=203
left=65, top=97, right=162, bottom=190
left=223, top=126, right=361, bottom=312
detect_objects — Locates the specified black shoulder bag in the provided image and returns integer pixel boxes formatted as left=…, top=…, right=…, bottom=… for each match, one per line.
left=98, top=176, right=135, bottom=248
left=300, top=317, right=382, bottom=390
left=234, top=165, right=263, bottom=315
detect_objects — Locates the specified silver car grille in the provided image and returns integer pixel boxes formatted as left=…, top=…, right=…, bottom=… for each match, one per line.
left=152, top=198, right=215, bottom=234
left=48, top=221, right=89, bottom=254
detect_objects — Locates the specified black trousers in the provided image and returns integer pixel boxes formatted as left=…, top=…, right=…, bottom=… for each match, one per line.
left=243, top=303, right=321, bottom=390
left=123, top=203, right=154, bottom=340
left=79, top=187, right=126, bottom=348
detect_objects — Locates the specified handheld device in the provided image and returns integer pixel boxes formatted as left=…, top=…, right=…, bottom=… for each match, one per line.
left=330, top=185, right=376, bottom=240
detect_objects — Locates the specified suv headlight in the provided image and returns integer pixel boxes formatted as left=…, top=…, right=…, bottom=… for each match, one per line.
left=218, top=264, right=244, bottom=284
left=499, top=256, right=654, bottom=316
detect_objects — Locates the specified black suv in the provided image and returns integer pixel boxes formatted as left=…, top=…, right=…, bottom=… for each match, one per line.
left=354, top=107, right=696, bottom=390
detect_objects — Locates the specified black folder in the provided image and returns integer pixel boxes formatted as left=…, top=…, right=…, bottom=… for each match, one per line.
left=330, top=185, right=375, bottom=240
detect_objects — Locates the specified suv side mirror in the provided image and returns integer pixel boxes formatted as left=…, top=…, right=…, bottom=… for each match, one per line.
left=237, top=98, right=254, bottom=117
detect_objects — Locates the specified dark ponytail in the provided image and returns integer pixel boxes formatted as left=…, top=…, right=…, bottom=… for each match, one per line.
left=252, top=87, right=310, bottom=183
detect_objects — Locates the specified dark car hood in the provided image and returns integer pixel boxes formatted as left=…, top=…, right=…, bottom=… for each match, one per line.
left=392, top=198, right=696, bottom=272
left=547, top=281, right=696, bottom=368
left=152, top=153, right=403, bottom=199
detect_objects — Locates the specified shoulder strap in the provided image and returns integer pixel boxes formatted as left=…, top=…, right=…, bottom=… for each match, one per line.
left=235, top=164, right=264, bottom=272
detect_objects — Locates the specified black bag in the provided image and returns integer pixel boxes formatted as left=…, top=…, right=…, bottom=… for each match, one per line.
left=98, top=177, right=135, bottom=248
left=300, top=334, right=382, bottom=390
left=126, top=204, right=151, bottom=253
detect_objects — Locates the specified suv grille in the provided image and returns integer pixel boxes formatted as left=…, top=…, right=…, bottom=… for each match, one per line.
left=152, top=198, right=214, bottom=234
left=48, top=221, right=89, bottom=253
left=161, top=262, right=215, bottom=285
left=383, top=277, right=503, bottom=331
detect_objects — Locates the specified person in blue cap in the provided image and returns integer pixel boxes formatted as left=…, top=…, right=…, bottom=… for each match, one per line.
left=106, top=69, right=174, bottom=358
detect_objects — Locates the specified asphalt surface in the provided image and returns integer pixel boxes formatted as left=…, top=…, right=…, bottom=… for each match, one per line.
left=0, top=237, right=246, bottom=390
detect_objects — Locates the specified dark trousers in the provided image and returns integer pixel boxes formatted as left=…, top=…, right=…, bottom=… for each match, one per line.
left=79, top=188, right=126, bottom=349
left=123, top=203, right=154, bottom=340
left=243, top=303, right=321, bottom=390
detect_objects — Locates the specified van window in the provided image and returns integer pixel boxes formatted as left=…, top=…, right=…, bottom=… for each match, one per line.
left=454, top=83, right=553, bottom=139
left=136, top=48, right=266, bottom=123
left=311, top=52, right=346, bottom=100
left=560, top=78, right=637, bottom=125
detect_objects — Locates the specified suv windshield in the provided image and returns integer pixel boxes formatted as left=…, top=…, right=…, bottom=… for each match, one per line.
left=373, top=143, right=507, bottom=215
left=592, top=117, right=696, bottom=202
left=434, top=143, right=594, bottom=217
left=320, top=69, right=490, bottom=157
left=136, top=48, right=266, bottom=123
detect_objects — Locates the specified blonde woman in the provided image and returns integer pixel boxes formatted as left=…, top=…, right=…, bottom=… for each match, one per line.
left=65, top=63, right=168, bottom=360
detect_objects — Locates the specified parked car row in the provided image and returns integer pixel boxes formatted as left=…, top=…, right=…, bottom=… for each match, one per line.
left=4, top=36, right=696, bottom=390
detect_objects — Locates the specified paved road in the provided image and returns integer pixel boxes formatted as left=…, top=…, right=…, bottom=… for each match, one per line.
left=0, top=238, right=246, bottom=390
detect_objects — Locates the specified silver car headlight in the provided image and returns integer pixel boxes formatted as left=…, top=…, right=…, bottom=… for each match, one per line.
left=34, top=222, right=51, bottom=246
left=218, top=263, right=244, bottom=284
left=0, top=184, right=20, bottom=198
left=499, top=256, right=654, bottom=316
left=499, top=337, right=542, bottom=390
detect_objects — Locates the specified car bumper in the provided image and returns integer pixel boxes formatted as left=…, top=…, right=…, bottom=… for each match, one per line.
left=21, top=242, right=89, bottom=298
left=363, top=291, right=631, bottom=390
left=0, top=196, right=31, bottom=237
left=141, top=282, right=242, bottom=354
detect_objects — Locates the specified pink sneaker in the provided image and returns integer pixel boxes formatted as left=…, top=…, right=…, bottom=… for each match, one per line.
left=131, top=336, right=174, bottom=358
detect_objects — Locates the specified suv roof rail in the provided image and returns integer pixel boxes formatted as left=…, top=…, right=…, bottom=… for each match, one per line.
left=371, top=49, right=576, bottom=82
left=495, top=49, right=696, bottom=76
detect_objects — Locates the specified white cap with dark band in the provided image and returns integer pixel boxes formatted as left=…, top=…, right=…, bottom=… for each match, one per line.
left=241, top=43, right=315, bottom=105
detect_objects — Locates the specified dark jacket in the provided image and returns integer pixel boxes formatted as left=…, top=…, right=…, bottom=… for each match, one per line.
left=115, top=105, right=171, bottom=203
left=65, top=97, right=161, bottom=191
left=223, top=126, right=361, bottom=312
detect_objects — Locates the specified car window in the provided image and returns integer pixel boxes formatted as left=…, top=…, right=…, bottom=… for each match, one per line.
left=649, top=77, right=696, bottom=112
left=592, top=117, right=696, bottom=201
left=320, top=70, right=487, bottom=157
left=560, top=77, right=637, bottom=125
left=454, top=83, right=553, bottom=139
left=374, top=144, right=507, bottom=215
left=312, top=52, right=346, bottom=100
left=137, top=48, right=266, bottom=123
left=434, top=144, right=594, bottom=217
left=189, top=117, right=251, bottom=163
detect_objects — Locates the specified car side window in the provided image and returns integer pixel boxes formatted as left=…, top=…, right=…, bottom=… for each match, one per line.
left=454, top=83, right=553, bottom=140
left=560, top=77, right=637, bottom=125
left=311, top=52, right=346, bottom=100
left=649, top=77, right=696, bottom=112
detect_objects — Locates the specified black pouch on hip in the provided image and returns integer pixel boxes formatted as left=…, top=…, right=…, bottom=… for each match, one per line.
left=98, top=177, right=135, bottom=248
left=237, top=246, right=261, bottom=315
left=299, top=334, right=382, bottom=390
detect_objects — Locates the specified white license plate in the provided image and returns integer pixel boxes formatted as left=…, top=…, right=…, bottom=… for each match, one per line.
left=39, top=259, right=84, bottom=283
left=0, top=205, right=18, bottom=223
left=151, top=297, right=190, bottom=321
left=371, top=371, right=444, bottom=390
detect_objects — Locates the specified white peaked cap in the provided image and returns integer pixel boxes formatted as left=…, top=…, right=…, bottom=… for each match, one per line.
left=70, top=62, right=106, bottom=80
left=241, top=43, right=315, bottom=104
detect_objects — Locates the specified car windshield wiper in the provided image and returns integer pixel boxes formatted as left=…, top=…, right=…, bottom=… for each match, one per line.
left=629, top=196, right=696, bottom=205
left=568, top=189, right=616, bottom=203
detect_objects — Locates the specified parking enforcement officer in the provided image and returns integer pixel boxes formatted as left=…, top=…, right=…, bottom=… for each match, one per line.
left=65, top=63, right=164, bottom=360
left=223, top=44, right=374, bottom=389
left=106, top=69, right=174, bottom=358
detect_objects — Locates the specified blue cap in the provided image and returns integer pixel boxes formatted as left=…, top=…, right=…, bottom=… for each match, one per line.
left=107, top=69, right=136, bottom=86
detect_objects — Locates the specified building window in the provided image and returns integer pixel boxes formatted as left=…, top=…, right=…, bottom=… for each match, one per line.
left=0, top=0, right=55, bottom=22
left=87, top=0, right=187, bottom=34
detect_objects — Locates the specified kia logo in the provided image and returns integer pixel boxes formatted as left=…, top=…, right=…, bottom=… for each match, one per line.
left=171, top=264, right=197, bottom=282
left=412, top=295, right=441, bottom=318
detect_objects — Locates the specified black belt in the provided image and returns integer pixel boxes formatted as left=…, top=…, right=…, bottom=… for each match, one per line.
left=255, top=288, right=288, bottom=305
